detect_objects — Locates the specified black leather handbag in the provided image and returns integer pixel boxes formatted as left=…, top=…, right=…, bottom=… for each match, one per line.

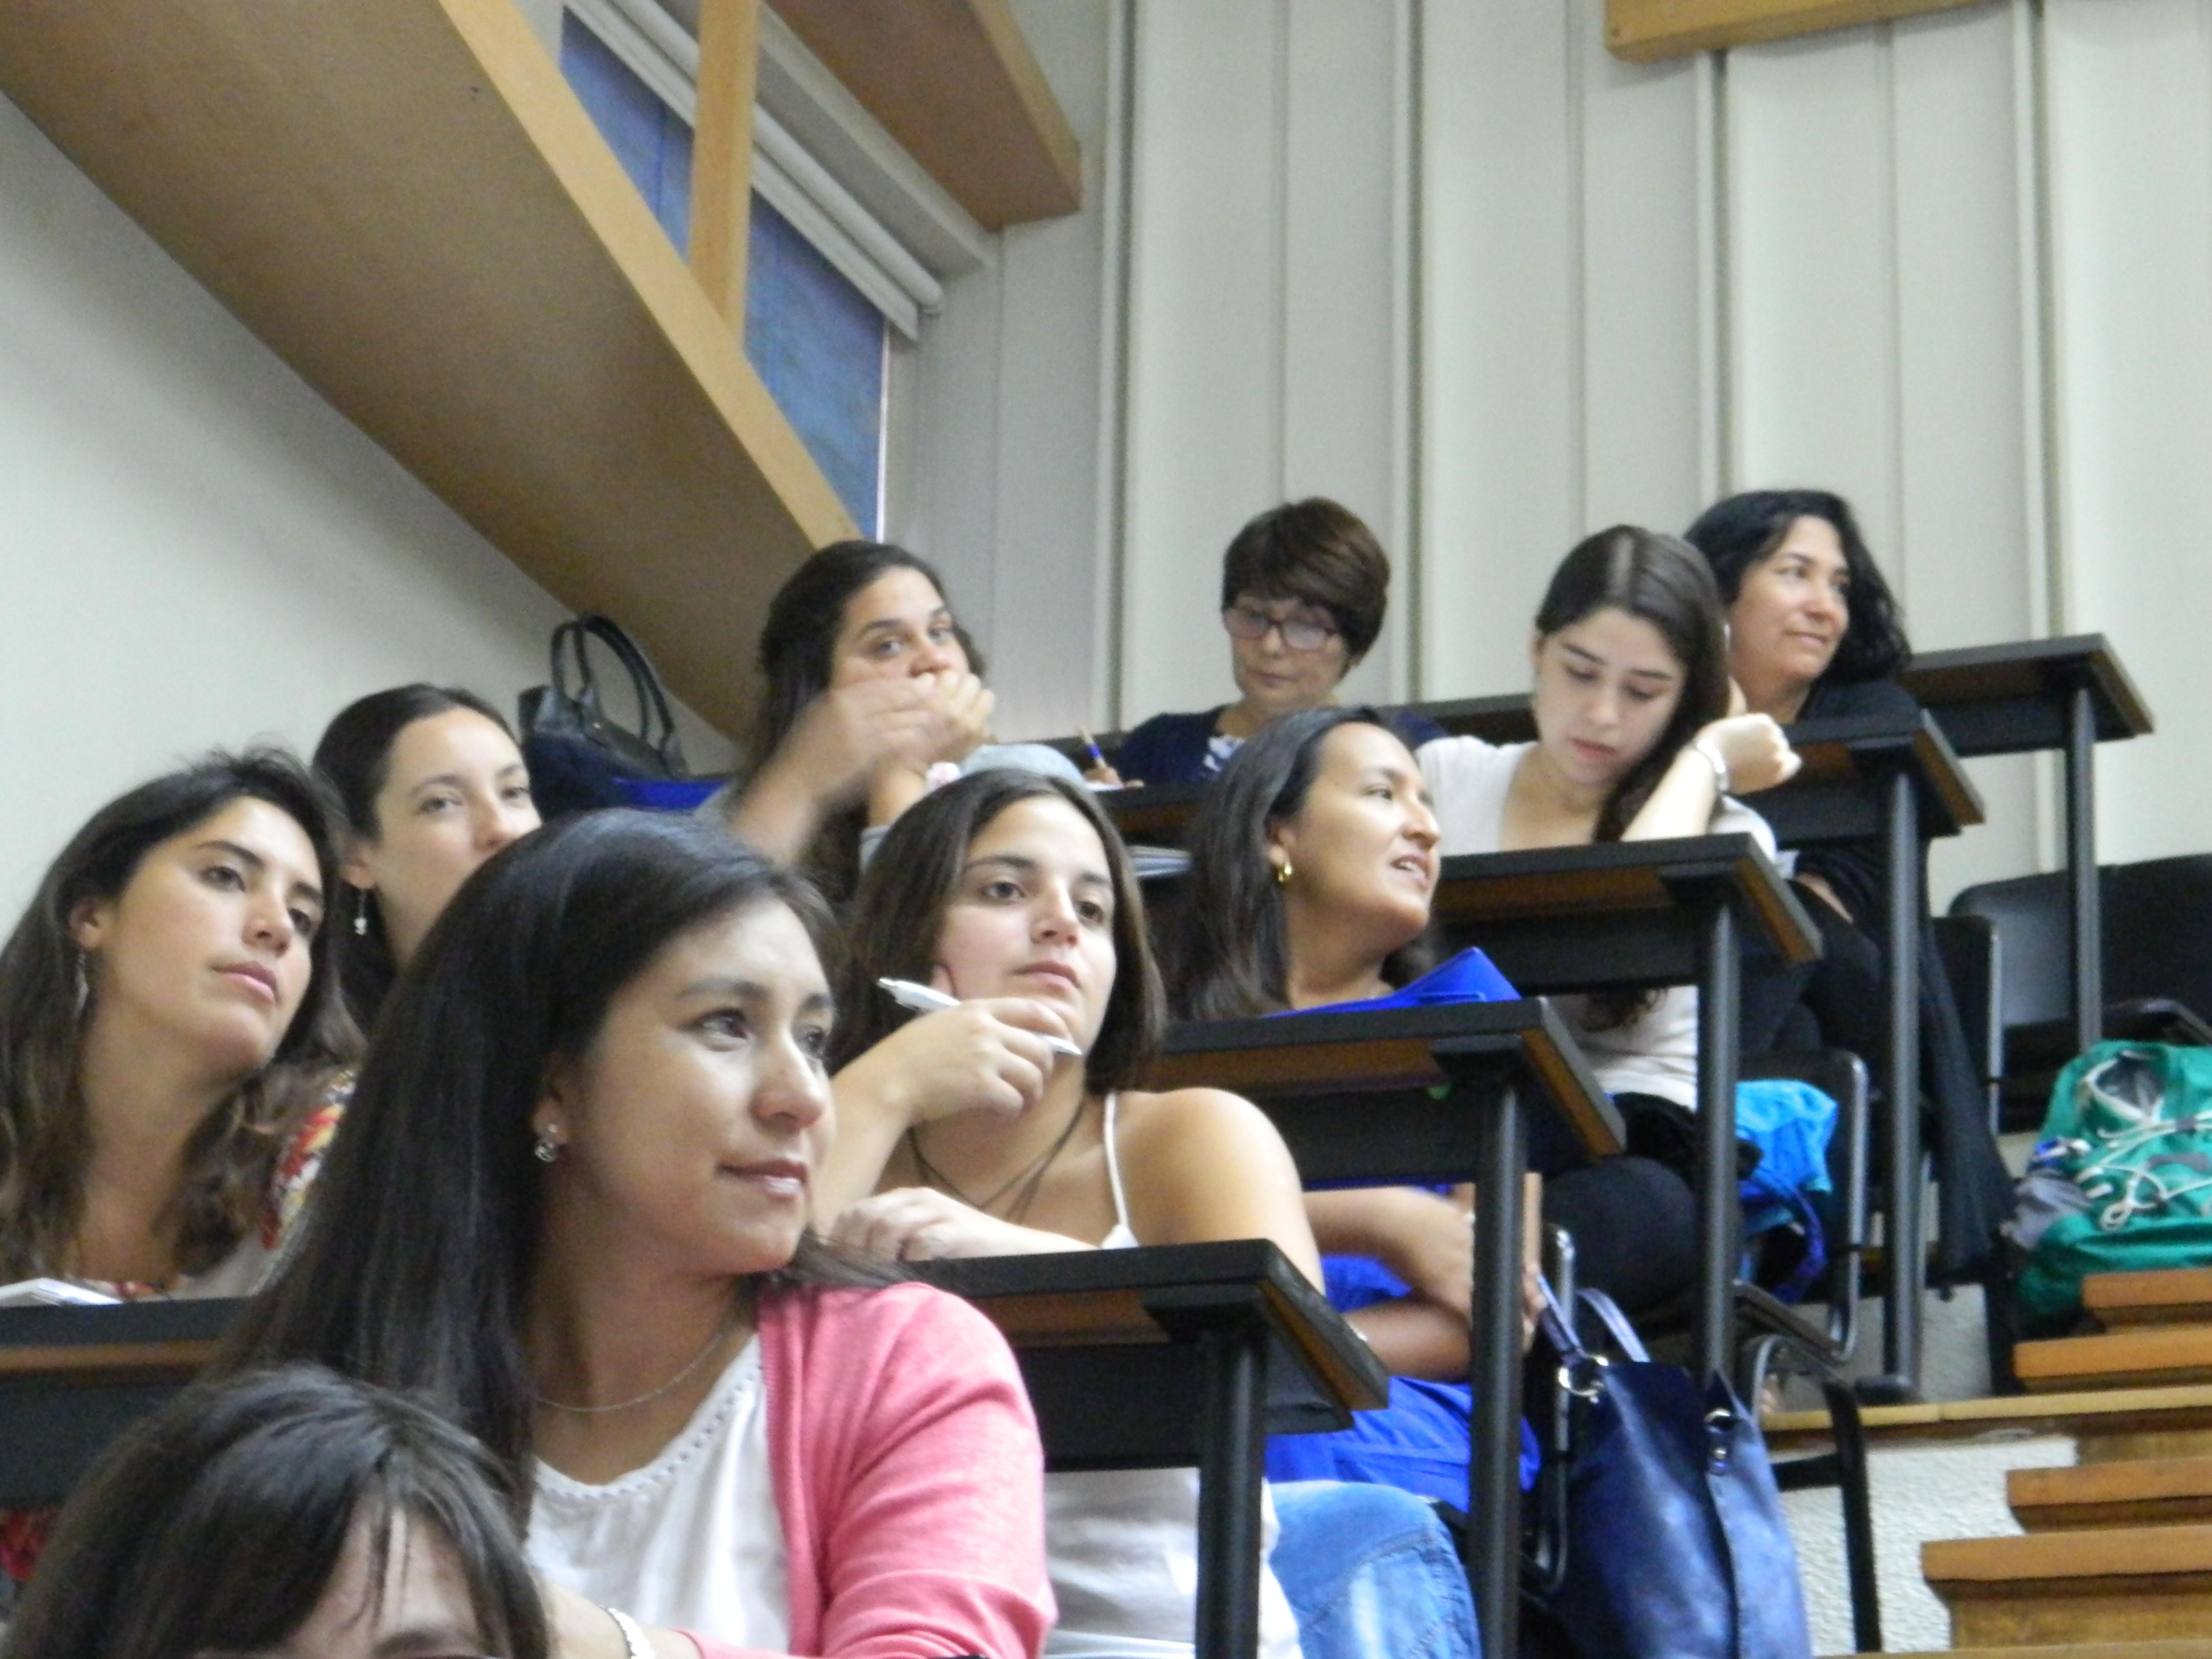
left=518, top=614, right=714, bottom=818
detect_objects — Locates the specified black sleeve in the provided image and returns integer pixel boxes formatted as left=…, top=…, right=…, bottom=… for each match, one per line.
left=1791, top=676, right=1924, bottom=928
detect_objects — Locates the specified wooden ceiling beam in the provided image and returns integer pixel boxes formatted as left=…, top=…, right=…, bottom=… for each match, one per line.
left=1606, top=0, right=1998, bottom=62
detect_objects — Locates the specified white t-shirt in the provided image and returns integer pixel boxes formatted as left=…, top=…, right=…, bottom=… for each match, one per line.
left=529, top=1337, right=790, bottom=1645
left=1418, top=736, right=1778, bottom=1110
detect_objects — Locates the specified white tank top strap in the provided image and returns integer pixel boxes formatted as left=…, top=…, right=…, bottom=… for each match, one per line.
left=1098, top=1092, right=1138, bottom=1250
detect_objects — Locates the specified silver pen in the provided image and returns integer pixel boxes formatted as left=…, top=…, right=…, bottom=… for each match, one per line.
left=875, top=977, right=1084, bottom=1059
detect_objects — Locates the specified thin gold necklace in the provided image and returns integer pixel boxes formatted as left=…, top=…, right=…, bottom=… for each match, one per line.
left=535, top=1301, right=743, bottom=1416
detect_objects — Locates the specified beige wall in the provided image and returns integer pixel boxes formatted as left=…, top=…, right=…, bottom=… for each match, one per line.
left=0, top=90, right=728, bottom=919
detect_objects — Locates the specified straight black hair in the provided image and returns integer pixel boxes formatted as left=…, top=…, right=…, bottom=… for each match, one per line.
left=830, top=771, right=1165, bottom=1093
left=1682, top=488, right=1911, bottom=684
left=3, top=1365, right=546, bottom=1659
left=225, top=811, right=884, bottom=1510
left=1171, top=707, right=1430, bottom=1020
left=1534, top=526, right=1732, bottom=842
left=312, top=684, right=518, bottom=1032
left=0, top=749, right=355, bottom=1281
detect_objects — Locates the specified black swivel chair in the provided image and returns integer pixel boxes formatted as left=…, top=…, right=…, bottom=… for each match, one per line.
left=1950, top=855, right=2212, bottom=1126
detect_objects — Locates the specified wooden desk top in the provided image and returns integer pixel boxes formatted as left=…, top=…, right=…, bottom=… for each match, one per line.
left=1763, top=710, right=1984, bottom=840
left=1152, top=998, right=1620, bottom=1173
left=0, top=1296, right=235, bottom=1382
left=910, top=1242, right=1389, bottom=1464
left=1902, top=633, right=2153, bottom=755
left=1428, top=833, right=1818, bottom=964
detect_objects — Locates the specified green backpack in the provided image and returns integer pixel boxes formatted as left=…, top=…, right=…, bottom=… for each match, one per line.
left=2014, top=1040, right=2212, bottom=1334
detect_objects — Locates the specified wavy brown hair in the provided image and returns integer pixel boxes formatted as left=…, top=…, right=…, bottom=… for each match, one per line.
left=0, top=750, right=355, bottom=1281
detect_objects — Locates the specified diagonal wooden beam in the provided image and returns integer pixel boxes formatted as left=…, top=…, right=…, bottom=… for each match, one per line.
left=1606, top=0, right=1997, bottom=62
left=689, top=0, right=759, bottom=326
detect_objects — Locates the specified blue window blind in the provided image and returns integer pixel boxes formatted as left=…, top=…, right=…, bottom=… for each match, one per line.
left=560, top=14, right=692, bottom=250
left=558, top=12, right=887, bottom=534
left=745, top=198, right=885, bottom=535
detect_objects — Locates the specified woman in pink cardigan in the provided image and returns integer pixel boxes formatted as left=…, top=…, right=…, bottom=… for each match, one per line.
left=227, top=811, right=1053, bottom=1659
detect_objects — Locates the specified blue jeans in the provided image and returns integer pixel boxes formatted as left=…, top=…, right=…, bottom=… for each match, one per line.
left=1269, top=1480, right=1481, bottom=1659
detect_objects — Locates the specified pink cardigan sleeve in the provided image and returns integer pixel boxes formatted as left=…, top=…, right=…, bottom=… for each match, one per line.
left=767, top=1283, right=1054, bottom=1659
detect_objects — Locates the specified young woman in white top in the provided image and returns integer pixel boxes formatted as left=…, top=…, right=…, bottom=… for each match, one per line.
left=821, top=769, right=1481, bottom=1659
left=1417, top=525, right=1799, bottom=1166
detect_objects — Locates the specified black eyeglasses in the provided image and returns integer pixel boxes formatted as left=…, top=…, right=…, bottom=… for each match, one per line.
left=1221, top=604, right=1339, bottom=653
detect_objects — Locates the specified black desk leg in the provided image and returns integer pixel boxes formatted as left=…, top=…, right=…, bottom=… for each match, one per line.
left=1194, top=1323, right=1269, bottom=1659
left=1694, top=902, right=1740, bottom=1383
left=1876, top=769, right=1923, bottom=1399
left=2067, top=684, right=2102, bottom=1057
left=1470, top=1080, right=1527, bottom=1659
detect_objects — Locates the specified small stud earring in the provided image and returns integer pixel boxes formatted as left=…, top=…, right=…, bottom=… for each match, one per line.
left=534, top=1126, right=563, bottom=1165
left=1274, top=861, right=1293, bottom=887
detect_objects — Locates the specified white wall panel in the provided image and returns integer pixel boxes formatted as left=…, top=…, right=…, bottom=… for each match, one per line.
left=2045, top=0, right=2212, bottom=866
left=1119, top=0, right=1289, bottom=723
left=1729, top=26, right=1904, bottom=557
left=1419, top=0, right=1581, bottom=697
left=1577, top=13, right=1709, bottom=537
left=1116, top=0, right=1409, bottom=727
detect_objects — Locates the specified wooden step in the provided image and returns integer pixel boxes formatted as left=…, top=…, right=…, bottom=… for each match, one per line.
left=2010, top=1458, right=2212, bottom=1530
left=1878, top=1644, right=2212, bottom=1658
left=2017, top=1328, right=2212, bottom=1393
left=1764, top=1382, right=2212, bottom=1453
left=2088, top=1267, right=2212, bottom=1330
left=1878, top=1644, right=2212, bottom=1657
left=1924, top=1523, right=2212, bottom=1646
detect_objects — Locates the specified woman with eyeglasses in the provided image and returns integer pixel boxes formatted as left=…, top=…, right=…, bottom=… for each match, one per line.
left=2, top=1365, right=547, bottom=1659
left=1111, top=501, right=1442, bottom=786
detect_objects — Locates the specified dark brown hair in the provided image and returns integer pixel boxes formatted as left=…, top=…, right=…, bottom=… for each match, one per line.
left=1171, top=708, right=1431, bottom=1020
left=830, top=771, right=1166, bottom=1093
left=1535, top=526, right=1732, bottom=843
left=748, top=540, right=984, bottom=903
left=0, top=750, right=355, bottom=1282
left=3, top=1365, right=546, bottom=1659
left=1219, top=498, right=1393, bottom=664
left=312, top=684, right=520, bottom=1032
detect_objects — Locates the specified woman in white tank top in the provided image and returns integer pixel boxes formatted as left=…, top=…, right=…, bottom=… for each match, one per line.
left=818, top=770, right=1326, bottom=1659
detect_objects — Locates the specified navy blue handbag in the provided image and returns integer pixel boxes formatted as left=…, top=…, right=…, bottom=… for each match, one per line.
left=1541, top=1289, right=1813, bottom=1659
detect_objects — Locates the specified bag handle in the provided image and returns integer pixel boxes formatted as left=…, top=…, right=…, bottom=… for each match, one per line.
left=549, top=615, right=689, bottom=771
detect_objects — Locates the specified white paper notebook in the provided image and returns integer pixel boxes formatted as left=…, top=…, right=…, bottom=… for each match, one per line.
left=0, top=1278, right=121, bottom=1308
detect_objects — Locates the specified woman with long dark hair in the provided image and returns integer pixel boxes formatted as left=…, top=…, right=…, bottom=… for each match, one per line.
left=4, top=1366, right=548, bottom=1659
left=229, top=811, right=1052, bottom=1659
left=313, top=684, right=539, bottom=1031
left=1685, top=489, right=2011, bottom=1281
left=1416, top=526, right=1798, bottom=1152
left=820, top=769, right=1479, bottom=1659
left=1169, top=708, right=1687, bottom=1502
left=712, top=540, right=1083, bottom=903
left=0, top=750, right=355, bottom=1610
left=0, top=748, right=353, bottom=1292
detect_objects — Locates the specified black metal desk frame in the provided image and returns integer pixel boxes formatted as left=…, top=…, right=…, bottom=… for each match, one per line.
left=1158, top=998, right=1617, bottom=1659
